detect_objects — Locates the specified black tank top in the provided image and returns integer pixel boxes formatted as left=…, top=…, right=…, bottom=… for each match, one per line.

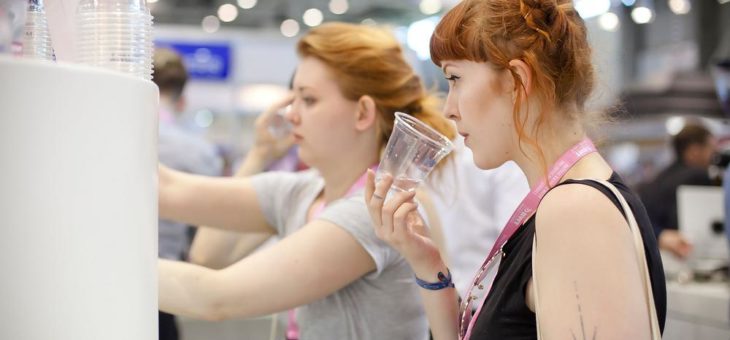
left=469, top=172, right=666, bottom=339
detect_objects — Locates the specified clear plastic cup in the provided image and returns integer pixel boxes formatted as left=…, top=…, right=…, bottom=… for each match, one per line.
left=22, top=0, right=53, bottom=60
left=267, top=105, right=293, bottom=139
left=376, top=112, right=453, bottom=193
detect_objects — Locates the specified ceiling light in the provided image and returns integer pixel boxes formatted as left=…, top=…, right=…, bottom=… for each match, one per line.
left=665, top=116, right=686, bottom=135
left=407, top=17, right=439, bottom=60
left=329, top=0, right=348, bottom=15
left=599, top=12, right=619, bottom=32
left=622, top=0, right=636, bottom=5
left=237, top=0, right=256, bottom=9
left=631, top=6, right=654, bottom=24
left=668, top=0, right=691, bottom=14
left=303, top=8, right=324, bottom=27
left=201, top=15, right=220, bottom=33
left=419, top=0, right=442, bottom=15
left=574, top=0, right=611, bottom=19
left=281, top=19, right=300, bottom=38
left=217, top=4, right=238, bottom=23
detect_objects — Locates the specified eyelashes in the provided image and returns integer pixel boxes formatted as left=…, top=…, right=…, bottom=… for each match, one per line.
left=445, top=75, right=460, bottom=82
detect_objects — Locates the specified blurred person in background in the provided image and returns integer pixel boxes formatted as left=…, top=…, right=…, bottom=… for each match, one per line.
left=156, top=22, right=455, bottom=339
left=153, top=48, right=223, bottom=340
left=640, top=123, right=717, bottom=260
left=712, top=33, right=730, bottom=272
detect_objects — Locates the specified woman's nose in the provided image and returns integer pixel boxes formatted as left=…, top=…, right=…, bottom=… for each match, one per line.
left=443, top=91, right=459, bottom=121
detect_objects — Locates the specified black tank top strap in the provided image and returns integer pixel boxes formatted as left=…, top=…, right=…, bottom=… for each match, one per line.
left=552, top=174, right=627, bottom=219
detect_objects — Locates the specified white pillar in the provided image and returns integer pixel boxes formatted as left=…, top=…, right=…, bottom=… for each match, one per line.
left=0, top=57, right=158, bottom=340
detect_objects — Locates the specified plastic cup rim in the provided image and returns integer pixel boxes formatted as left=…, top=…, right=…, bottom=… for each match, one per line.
left=393, top=111, right=454, bottom=152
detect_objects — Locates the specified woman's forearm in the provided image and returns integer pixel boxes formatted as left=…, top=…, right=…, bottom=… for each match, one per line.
left=158, top=259, right=228, bottom=321
left=235, top=147, right=274, bottom=177
left=189, top=229, right=273, bottom=269
left=413, top=260, right=460, bottom=340
left=157, top=168, right=273, bottom=234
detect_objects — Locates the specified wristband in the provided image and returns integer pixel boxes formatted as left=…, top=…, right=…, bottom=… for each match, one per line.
left=415, top=269, right=455, bottom=290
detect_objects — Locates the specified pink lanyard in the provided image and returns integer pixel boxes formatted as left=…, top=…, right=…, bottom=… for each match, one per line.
left=462, top=138, right=597, bottom=340
left=286, top=168, right=373, bottom=340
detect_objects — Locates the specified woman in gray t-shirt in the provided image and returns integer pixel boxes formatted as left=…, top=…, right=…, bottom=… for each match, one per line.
left=157, top=22, right=455, bottom=340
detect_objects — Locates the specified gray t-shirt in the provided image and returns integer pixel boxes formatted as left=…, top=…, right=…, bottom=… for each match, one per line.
left=250, top=170, right=428, bottom=340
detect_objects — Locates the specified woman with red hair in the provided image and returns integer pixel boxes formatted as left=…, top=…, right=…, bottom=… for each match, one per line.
left=366, top=1, right=666, bottom=339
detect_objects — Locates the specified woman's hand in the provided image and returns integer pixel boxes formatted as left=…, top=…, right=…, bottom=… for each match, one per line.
left=364, top=169, right=444, bottom=276
left=250, top=94, right=296, bottom=162
left=235, top=94, right=296, bottom=176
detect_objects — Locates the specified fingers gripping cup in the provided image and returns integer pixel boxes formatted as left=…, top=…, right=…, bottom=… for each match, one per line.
left=376, top=112, right=454, bottom=195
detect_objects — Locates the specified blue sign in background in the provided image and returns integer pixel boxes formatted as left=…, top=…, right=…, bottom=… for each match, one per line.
left=156, top=41, right=232, bottom=81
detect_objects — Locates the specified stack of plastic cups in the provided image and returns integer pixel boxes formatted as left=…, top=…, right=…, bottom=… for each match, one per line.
left=22, top=0, right=53, bottom=60
left=76, top=0, right=153, bottom=81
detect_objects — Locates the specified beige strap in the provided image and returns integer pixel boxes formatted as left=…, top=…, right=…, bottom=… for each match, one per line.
left=532, top=179, right=661, bottom=339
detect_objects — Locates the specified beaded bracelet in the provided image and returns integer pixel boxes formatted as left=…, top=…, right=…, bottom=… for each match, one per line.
left=415, top=269, right=455, bottom=290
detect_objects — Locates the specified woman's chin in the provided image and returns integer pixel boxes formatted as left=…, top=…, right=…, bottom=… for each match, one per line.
left=473, top=154, right=505, bottom=171
left=296, top=148, right=316, bottom=168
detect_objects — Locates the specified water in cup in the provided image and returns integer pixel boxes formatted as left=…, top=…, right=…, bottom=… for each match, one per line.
left=391, top=175, right=422, bottom=193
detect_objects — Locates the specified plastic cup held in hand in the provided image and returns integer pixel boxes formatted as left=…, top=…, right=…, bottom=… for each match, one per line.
left=267, top=105, right=293, bottom=139
left=376, top=111, right=453, bottom=194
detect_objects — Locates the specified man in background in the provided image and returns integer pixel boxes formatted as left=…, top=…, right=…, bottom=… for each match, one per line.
left=641, top=123, right=717, bottom=259
left=153, top=48, right=223, bottom=340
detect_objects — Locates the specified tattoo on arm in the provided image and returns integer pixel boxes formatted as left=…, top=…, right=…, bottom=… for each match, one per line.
left=571, top=281, right=597, bottom=340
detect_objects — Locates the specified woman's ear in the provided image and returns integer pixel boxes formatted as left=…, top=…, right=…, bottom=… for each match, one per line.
left=508, top=59, right=533, bottom=99
left=355, top=95, right=377, bottom=131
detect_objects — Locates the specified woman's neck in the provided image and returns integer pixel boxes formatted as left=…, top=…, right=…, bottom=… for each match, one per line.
left=316, top=145, right=379, bottom=204
left=512, top=120, right=588, bottom=189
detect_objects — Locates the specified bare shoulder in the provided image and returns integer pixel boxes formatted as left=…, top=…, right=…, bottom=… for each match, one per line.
left=530, top=181, right=652, bottom=339
left=536, top=181, right=629, bottom=237
left=533, top=181, right=638, bottom=263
